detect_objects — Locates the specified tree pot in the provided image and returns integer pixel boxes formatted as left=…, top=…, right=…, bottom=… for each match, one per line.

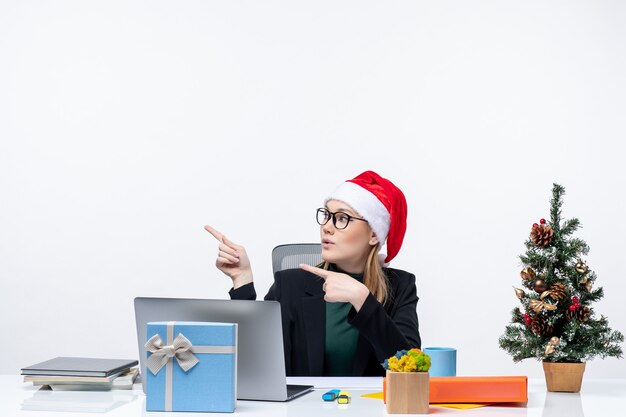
left=385, top=370, right=429, bottom=414
left=542, top=361, right=586, bottom=393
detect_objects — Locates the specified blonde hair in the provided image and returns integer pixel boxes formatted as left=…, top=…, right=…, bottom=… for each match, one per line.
left=320, top=244, right=390, bottom=305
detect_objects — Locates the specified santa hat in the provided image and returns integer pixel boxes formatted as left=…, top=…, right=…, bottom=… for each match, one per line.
left=325, top=171, right=407, bottom=265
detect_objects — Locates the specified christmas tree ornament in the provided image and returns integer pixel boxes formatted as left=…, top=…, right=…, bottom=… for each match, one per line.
left=575, top=259, right=588, bottom=274
left=531, top=316, right=553, bottom=336
left=530, top=223, right=554, bottom=247
left=533, top=279, right=548, bottom=293
left=520, top=267, right=535, bottom=280
left=529, top=299, right=557, bottom=313
left=567, top=305, right=591, bottom=322
left=523, top=313, right=531, bottom=326
left=541, top=282, right=567, bottom=301
left=578, top=306, right=591, bottom=322
left=544, top=336, right=560, bottom=355
left=513, top=287, right=525, bottom=299
left=585, top=281, right=593, bottom=293
left=540, top=218, right=546, bottom=224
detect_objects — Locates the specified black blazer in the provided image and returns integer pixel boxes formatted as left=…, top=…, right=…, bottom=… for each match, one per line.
left=229, top=267, right=421, bottom=376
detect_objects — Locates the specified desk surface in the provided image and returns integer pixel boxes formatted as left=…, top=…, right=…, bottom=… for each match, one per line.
left=1, top=375, right=624, bottom=417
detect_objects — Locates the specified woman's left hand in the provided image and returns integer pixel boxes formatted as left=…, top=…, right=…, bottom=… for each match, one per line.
left=299, top=264, right=370, bottom=312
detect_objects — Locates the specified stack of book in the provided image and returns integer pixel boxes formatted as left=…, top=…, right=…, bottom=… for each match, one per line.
left=21, top=357, right=139, bottom=391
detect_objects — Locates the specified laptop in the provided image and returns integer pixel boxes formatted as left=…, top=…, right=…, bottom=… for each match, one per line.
left=133, top=297, right=313, bottom=401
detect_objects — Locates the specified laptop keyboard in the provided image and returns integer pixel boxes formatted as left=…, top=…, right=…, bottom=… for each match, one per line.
left=286, top=384, right=314, bottom=399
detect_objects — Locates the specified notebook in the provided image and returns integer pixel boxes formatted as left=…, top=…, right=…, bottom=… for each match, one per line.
left=21, top=357, right=138, bottom=377
left=134, top=297, right=314, bottom=401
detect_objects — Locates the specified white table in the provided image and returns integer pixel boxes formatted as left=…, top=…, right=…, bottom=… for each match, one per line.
left=2, top=375, right=624, bottom=417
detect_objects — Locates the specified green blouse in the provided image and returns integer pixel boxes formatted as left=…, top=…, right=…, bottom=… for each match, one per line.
left=323, top=266, right=364, bottom=376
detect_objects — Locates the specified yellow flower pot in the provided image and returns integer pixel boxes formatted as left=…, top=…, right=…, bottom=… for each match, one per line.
left=385, top=370, right=429, bottom=414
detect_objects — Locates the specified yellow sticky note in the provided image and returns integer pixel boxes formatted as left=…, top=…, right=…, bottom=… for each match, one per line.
left=359, top=392, right=491, bottom=410
left=432, top=403, right=492, bottom=409
left=361, top=392, right=384, bottom=400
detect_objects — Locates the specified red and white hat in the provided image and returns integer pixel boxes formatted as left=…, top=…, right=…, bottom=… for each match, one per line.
left=325, top=171, right=408, bottom=265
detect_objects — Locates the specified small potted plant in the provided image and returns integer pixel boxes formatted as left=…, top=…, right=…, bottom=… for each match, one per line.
left=499, top=184, right=623, bottom=392
left=382, top=348, right=431, bottom=414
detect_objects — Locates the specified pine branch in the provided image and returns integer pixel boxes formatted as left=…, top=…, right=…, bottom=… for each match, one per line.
left=568, top=238, right=590, bottom=257
left=550, top=184, right=565, bottom=231
left=520, top=245, right=552, bottom=271
left=510, top=307, right=524, bottom=325
left=584, top=286, right=604, bottom=303
left=560, top=218, right=581, bottom=236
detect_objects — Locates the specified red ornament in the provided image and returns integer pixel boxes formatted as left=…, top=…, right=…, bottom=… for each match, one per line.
left=572, top=296, right=579, bottom=304
left=523, top=313, right=531, bottom=326
left=569, top=305, right=577, bottom=312
left=540, top=218, right=546, bottom=224
left=532, top=223, right=539, bottom=228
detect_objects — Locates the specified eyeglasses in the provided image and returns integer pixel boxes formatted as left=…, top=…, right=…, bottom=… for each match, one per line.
left=316, top=208, right=367, bottom=230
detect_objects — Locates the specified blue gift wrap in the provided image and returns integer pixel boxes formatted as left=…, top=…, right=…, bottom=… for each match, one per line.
left=145, top=321, right=238, bottom=413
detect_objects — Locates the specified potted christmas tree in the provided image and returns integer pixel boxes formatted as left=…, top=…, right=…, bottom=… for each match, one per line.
left=499, top=184, right=623, bottom=392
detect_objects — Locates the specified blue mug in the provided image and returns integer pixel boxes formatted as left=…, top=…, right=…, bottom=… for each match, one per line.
left=423, top=347, right=457, bottom=376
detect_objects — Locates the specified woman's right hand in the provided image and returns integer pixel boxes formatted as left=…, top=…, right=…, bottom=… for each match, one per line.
left=204, top=225, right=253, bottom=289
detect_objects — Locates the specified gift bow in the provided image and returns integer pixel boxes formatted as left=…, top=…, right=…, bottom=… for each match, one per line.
left=528, top=299, right=557, bottom=313
left=145, top=333, right=199, bottom=375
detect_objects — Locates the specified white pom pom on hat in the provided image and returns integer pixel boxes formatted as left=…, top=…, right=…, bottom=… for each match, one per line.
left=324, top=170, right=408, bottom=265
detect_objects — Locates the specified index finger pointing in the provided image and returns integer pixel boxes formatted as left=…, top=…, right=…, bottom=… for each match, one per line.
left=299, top=263, right=329, bottom=279
left=204, top=225, right=225, bottom=243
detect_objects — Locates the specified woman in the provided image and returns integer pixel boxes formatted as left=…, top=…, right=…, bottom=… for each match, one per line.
left=205, top=171, right=420, bottom=376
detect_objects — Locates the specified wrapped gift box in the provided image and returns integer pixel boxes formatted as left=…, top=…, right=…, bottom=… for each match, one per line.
left=429, top=376, right=527, bottom=403
left=145, top=321, right=237, bottom=413
left=383, top=376, right=528, bottom=405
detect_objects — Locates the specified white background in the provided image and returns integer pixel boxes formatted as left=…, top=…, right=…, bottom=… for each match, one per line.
left=1, top=1, right=625, bottom=378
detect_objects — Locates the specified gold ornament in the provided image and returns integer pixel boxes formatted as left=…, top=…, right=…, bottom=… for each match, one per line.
left=520, top=267, right=536, bottom=280
left=514, top=287, right=526, bottom=299
left=578, top=275, right=593, bottom=292
left=529, top=299, right=557, bottom=313
left=575, top=259, right=588, bottom=274
left=545, top=336, right=560, bottom=355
